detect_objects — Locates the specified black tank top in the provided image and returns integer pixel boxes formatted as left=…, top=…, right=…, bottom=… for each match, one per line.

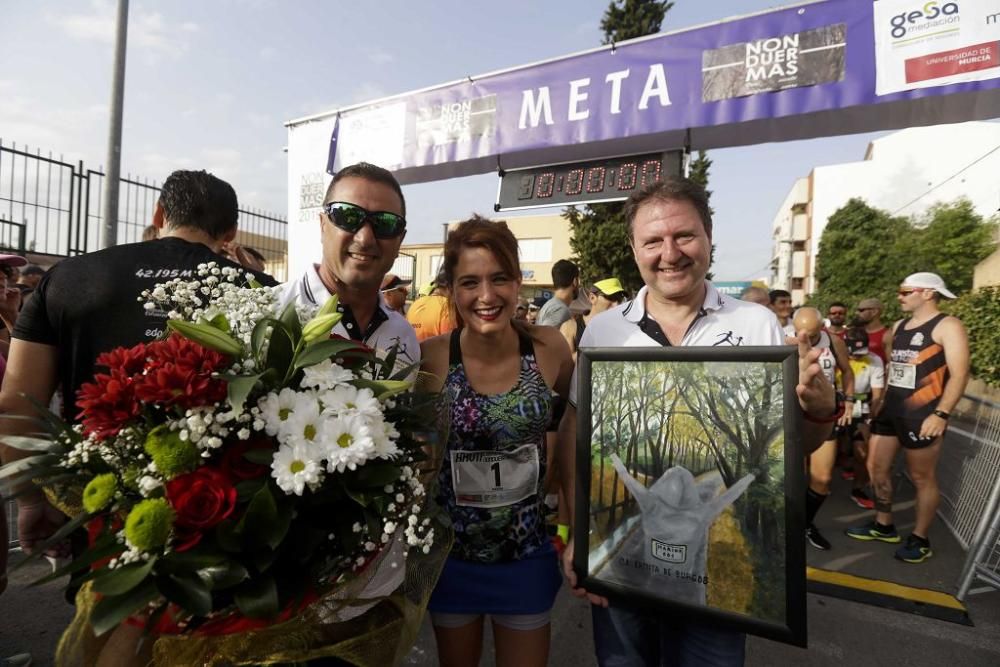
left=883, top=313, right=948, bottom=419
left=573, top=314, right=586, bottom=350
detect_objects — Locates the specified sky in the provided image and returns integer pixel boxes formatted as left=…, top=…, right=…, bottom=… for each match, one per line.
left=0, top=0, right=888, bottom=281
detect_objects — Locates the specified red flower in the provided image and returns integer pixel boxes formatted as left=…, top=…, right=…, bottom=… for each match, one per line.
left=134, top=334, right=229, bottom=409
left=166, top=467, right=237, bottom=552
left=95, top=342, right=148, bottom=376
left=76, top=369, right=142, bottom=439
left=219, top=435, right=274, bottom=481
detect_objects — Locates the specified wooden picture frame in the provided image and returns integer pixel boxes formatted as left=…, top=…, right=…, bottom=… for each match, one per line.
left=574, top=346, right=807, bottom=646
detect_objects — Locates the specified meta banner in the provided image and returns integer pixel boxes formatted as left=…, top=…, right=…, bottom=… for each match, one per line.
left=874, top=0, right=1000, bottom=95
left=289, top=0, right=1000, bottom=188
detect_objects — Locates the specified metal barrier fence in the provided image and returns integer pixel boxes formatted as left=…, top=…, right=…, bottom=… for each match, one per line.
left=947, top=393, right=1000, bottom=598
left=0, top=139, right=288, bottom=279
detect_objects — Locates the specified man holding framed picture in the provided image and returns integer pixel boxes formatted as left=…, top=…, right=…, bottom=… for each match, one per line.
left=557, top=177, right=838, bottom=666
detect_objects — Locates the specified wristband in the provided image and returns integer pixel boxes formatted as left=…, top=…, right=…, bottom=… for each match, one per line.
left=556, top=524, right=570, bottom=543
left=933, top=409, right=950, bottom=420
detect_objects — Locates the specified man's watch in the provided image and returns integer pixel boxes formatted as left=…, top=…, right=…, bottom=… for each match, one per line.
left=933, top=409, right=950, bottom=420
left=804, top=391, right=845, bottom=424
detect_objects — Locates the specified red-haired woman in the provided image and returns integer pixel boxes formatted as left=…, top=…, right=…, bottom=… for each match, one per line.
left=419, top=216, right=574, bottom=667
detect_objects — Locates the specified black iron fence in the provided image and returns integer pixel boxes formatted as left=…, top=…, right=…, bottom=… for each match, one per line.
left=0, top=139, right=288, bottom=279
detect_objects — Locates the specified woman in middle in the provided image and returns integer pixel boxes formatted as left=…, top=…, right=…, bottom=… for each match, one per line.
left=419, top=215, right=574, bottom=667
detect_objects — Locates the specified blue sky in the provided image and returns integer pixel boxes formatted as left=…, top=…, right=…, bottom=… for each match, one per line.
left=0, top=0, right=885, bottom=281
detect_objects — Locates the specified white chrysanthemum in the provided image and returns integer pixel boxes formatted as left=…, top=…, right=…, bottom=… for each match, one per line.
left=283, top=396, right=324, bottom=448
left=370, top=415, right=401, bottom=459
left=300, top=359, right=355, bottom=391
left=319, top=385, right=382, bottom=418
left=257, top=387, right=299, bottom=436
left=271, top=443, right=323, bottom=495
left=322, top=415, right=376, bottom=473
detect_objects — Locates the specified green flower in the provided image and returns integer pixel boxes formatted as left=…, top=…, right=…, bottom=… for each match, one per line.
left=82, top=473, right=117, bottom=513
left=301, top=312, right=342, bottom=344
left=124, top=498, right=174, bottom=551
left=144, top=425, right=200, bottom=479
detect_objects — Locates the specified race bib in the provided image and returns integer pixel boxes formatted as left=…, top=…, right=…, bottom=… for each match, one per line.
left=888, top=362, right=916, bottom=390
left=451, top=444, right=540, bottom=509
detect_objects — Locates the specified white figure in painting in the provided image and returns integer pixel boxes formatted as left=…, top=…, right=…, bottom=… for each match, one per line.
left=610, top=454, right=754, bottom=605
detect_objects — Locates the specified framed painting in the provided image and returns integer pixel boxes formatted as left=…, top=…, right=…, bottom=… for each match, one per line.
left=573, top=346, right=807, bottom=646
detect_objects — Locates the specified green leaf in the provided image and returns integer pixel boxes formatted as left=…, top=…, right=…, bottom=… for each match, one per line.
left=243, top=449, right=274, bottom=465
left=0, top=435, right=59, bottom=452
left=293, top=338, right=368, bottom=370
left=252, top=547, right=276, bottom=573
left=248, top=277, right=264, bottom=289
left=350, top=378, right=412, bottom=399
left=215, top=519, right=242, bottom=553
left=167, top=319, right=243, bottom=356
left=29, top=535, right=122, bottom=585
left=353, top=463, right=401, bottom=488
left=226, top=372, right=264, bottom=412
left=265, top=325, right=295, bottom=380
left=235, top=477, right=265, bottom=502
left=158, top=572, right=212, bottom=617
left=251, top=317, right=276, bottom=360
left=207, top=312, right=231, bottom=333
left=240, top=485, right=278, bottom=549
left=279, top=301, right=302, bottom=342
left=90, top=580, right=159, bottom=637
left=198, top=561, right=249, bottom=590
left=389, top=360, right=422, bottom=382
left=234, top=574, right=278, bottom=619
left=92, top=557, right=157, bottom=596
left=162, top=548, right=228, bottom=571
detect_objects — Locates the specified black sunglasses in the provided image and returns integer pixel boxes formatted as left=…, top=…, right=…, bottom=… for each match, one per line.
left=322, top=201, right=406, bottom=239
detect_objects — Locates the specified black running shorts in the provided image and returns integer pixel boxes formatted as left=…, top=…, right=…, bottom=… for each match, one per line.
left=871, top=413, right=940, bottom=450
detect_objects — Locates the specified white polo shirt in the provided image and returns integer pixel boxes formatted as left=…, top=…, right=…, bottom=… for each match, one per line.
left=277, top=264, right=419, bottom=366
left=568, top=281, right=784, bottom=405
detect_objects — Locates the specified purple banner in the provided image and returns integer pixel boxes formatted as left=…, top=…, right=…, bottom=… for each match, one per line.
left=313, top=0, right=1000, bottom=184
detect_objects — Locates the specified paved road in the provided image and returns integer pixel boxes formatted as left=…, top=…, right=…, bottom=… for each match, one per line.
left=3, top=550, right=999, bottom=666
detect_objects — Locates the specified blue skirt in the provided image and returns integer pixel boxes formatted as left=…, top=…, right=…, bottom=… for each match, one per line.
left=428, top=541, right=563, bottom=615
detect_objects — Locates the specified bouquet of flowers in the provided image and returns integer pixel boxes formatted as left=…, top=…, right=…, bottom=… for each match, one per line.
left=1, top=263, right=449, bottom=666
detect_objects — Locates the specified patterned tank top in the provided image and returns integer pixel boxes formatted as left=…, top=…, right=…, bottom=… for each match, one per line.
left=437, top=328, right=554, bottom=563
left=883, top=313, right=949, bottom=419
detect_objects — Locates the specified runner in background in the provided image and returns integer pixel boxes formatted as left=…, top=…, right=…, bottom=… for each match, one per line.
left=559, top=278, right=628, bottom=362
left=856, top=298, right=888, bottom=363
left=841, top=326, right=884, bottom=509
left=826, top=302, right=848, bottom=338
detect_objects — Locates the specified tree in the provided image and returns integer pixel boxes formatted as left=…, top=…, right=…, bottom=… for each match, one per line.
left=688, top=150, right=716, bottom=278
left=911, top=199, right=996, bottom=294
left=600, top=0, right=674, bottom=44
left=809, top=198, right=912, bottom=320
left=810, top=197, right=997, bottom=322
left=565, top=1, right=676, bottom=292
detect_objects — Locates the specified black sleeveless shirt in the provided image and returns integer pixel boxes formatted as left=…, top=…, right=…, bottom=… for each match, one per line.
left=883, top=313, right=949, bottom=420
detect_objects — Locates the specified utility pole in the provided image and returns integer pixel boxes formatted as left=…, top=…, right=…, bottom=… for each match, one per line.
left=101, top=0, right=129, bottom=249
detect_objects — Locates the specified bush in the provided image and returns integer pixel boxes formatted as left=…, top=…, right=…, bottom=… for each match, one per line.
left=946, top=286, right=1000, bottom=387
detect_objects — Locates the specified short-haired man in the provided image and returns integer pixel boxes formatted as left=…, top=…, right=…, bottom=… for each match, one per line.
left=558, top=177, right=836, bottom=666
left=847, top=273, right=969, bottom=563
left=536, top=259, right=579, bottom=327
left=826, top=301, right=848, bottom=338
left=277, top=162, right=418, bottom=367
left=16, top=264, right=45, bottom=292
left=379, top=273, right=411, bottom=314
left=739, top=285, right=769, bottom=306
left=0, top=169, right=276, bottom=552
left=769, top=289, right=794, bottom=336
left=856, top=298, right=888, bottom=363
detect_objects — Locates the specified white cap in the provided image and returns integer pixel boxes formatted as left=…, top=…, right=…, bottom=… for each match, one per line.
left=902, top=272, right=956, bottom=299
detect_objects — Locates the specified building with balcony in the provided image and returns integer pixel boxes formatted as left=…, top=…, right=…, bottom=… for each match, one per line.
left=770, top=121, right=1000, bottom=302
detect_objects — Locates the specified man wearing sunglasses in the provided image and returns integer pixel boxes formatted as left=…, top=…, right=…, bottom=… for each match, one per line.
left=847, top=273, right=969, bottom=564
left=277, top=162, right=418, bottom=367
left=855, top=297, right=888, bottom=363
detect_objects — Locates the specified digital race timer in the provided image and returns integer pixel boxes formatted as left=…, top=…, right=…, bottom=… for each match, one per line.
left=495, top=151, right=683, bottom=211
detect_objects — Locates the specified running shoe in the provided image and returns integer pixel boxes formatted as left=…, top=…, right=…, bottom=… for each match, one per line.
left=895, top=535, right=933, bottom=563
left=806, top=524, right=832, bottom=550
left=845, top=520, right=900, bottom=543
left=840, top=469, right=855, bottom=481
left=850, top=489, right=875, bottom=510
